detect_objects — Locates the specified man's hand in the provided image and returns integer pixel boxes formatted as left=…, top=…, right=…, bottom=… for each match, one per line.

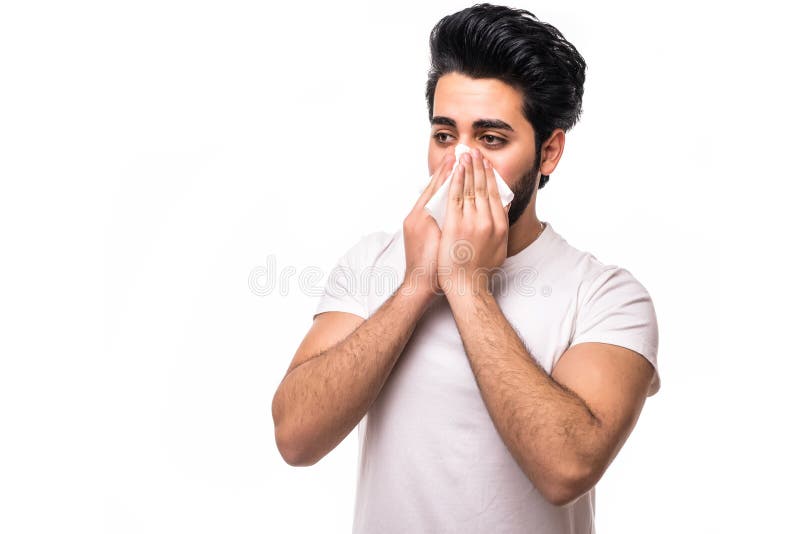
left=401, top=151, right=454, bottom=304
left=438, top=147, right=511, bottom=298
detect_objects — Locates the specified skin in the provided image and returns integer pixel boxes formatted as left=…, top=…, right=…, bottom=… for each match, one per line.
left=275, top=71, right=655, bottom=508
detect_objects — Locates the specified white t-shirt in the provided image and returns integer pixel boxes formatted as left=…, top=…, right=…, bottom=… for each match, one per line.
left=313, top=221, right=660, bottom=534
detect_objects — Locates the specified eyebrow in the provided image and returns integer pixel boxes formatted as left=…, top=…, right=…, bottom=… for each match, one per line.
left=431, top=116, right=515, bottom=132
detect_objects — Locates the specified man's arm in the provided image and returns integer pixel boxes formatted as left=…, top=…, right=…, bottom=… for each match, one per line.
left=447, top=289, right=654, bottom=506
left=271, top=281, right=435, bottom=467
left=272, top=151, right=456, bottom=467
left=435, top=148, right=655, bottom=505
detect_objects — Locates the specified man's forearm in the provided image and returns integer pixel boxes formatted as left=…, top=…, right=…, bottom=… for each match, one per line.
left=447, top=289, right=604, bottom=504
left=273, top=283, right=434, bottom=466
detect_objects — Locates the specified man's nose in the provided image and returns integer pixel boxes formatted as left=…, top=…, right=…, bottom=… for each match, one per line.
left=453, top=141, right=483, bottom=160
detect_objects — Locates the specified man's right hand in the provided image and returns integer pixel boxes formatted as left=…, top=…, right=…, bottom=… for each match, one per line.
left=401, top=151, right=455, bottom=305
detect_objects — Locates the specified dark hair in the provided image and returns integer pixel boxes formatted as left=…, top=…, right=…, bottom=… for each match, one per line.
left=426, top=3, right=586, bottom=189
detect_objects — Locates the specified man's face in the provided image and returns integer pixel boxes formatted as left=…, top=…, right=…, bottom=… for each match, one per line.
left=428, top=71, right=539, bottom=226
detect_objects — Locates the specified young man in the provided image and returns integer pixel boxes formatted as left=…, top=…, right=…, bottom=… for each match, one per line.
left=272, top=4, right=659, bottom=533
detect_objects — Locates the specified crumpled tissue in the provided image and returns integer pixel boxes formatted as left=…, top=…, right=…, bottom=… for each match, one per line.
left=424, top=143, right=514, bottom=229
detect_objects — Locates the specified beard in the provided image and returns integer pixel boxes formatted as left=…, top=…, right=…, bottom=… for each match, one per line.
left=506, top=152, right=541, bottom=227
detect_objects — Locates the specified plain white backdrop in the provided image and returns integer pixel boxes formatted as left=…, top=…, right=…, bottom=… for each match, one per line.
left=1, top=0, right=797, bottom=532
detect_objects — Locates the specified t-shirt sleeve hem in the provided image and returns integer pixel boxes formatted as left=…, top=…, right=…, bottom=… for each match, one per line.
left=569, top=334, right=661, bottom=396
left=313, top=300, right=369, bottom=321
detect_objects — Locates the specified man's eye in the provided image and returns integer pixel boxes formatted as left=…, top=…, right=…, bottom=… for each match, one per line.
left=482, top=135, right=506, bottom=146
left=433, top=132, right=453, bottom=143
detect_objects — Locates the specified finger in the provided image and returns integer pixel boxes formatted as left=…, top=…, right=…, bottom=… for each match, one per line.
left=472, top=149, right=491, bottom=221
left=445, top=161, right=465, bottom=226
left=438, top=153, right=457, bottom=188
left=414, top=153, right=454, bottom=211
left=462, top=153, right=476, bottom=211
left=484, top=159, right=507, bottom=228
left=433, top=153, right=456, bottom=195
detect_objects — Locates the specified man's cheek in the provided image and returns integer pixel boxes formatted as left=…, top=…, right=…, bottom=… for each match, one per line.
left=491, top=163, right=515, bottom=189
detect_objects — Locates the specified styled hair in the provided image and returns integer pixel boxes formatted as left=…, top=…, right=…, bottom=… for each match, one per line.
left=426, top=3, right=586, bottom=189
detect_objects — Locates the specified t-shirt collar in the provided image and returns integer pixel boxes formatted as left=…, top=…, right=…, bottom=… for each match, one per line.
left=500, top=220, right=557, bottom=273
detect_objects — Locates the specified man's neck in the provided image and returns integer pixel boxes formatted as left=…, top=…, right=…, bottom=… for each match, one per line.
left=507, top=208, right=544, bottom=259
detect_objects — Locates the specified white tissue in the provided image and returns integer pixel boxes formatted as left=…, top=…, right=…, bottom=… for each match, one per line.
left=424, top=143, right=515, bottom=229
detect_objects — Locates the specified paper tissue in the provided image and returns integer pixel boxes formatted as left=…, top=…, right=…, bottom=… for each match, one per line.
left=424, top=143, right=515, bottom=229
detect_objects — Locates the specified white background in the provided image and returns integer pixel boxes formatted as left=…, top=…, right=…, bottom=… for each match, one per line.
left=1, top=1, right=797, bottom=532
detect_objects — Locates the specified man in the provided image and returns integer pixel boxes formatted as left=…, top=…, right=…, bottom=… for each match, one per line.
left=272, top=4, right=659, bottom=533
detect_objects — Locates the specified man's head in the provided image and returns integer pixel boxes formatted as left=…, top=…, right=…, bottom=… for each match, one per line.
left=426, top=3, right=586, bottom=226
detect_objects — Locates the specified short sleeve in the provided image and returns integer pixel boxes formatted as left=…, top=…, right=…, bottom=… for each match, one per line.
left=313, top=231, right=393, bottom=321
left=571, top=266, right=661, bottom=396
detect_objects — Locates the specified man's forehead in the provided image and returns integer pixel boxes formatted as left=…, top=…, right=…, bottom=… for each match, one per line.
left=432, top=73, right=524, bottom=125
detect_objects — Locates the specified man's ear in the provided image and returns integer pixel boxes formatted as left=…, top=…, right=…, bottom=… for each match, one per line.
left=539, top=129, right=566, bottom=176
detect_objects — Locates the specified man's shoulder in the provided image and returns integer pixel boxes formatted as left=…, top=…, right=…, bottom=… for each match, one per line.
left=360, top=228, right=400, bottom=252
left=545, top=230, right=652, bottom=300
left=353, top=227, right=401, bottom=257
left=559, top=239, right=655, bottom=318
left=540, top=228, right=606, bottom=284
left=338, top=227, right=403, bottom=272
